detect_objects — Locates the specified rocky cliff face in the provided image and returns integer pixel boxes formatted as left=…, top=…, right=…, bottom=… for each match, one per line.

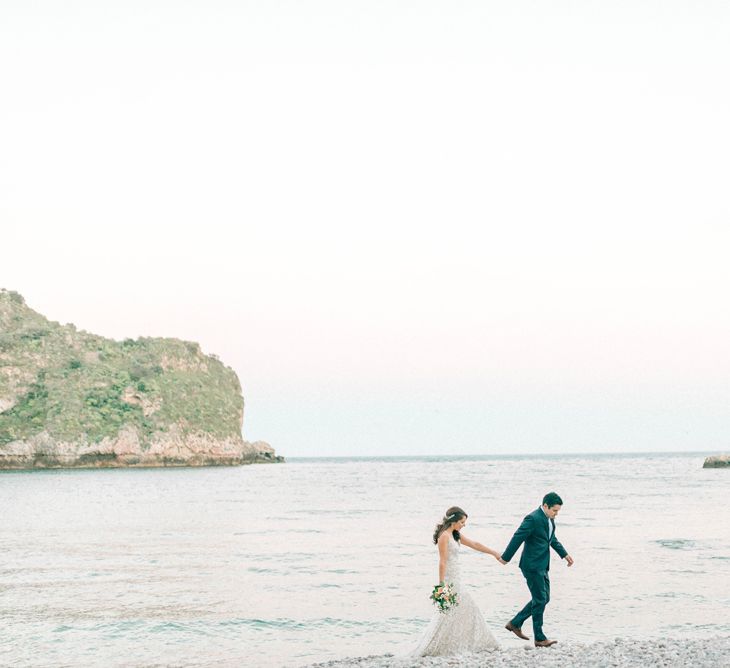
left=0, top=289, right=282, bottom=468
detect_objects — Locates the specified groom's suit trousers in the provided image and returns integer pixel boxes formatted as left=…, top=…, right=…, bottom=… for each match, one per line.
left=512, top=569, right=550, bottom=642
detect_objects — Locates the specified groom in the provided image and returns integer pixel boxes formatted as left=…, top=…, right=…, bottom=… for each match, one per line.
left=499, top=492, right=574, bottom=647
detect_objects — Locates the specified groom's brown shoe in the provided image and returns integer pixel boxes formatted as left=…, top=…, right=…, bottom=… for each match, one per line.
left=534, top=639, right=558, bottom=648
left=505, top=622, right=529, bottom=640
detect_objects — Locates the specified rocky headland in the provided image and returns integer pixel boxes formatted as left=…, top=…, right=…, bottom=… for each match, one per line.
left=0, top=289, right=282, bottom=469
left=703, top=454, right=730, bottom=468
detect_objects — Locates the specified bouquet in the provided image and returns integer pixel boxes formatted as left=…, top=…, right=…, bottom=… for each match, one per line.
left=430, top=582, right=459, bottom=613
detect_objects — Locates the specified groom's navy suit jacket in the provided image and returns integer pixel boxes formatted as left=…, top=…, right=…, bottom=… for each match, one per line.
left=501, top=507, right=568, bottom=572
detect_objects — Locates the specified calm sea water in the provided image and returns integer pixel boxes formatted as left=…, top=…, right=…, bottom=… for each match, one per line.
left=1, top=452, right=729, bottom=667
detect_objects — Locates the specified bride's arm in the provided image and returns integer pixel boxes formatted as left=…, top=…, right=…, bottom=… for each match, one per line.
left=460, top=534, right=501, bottom=560
left=437, top=532, right=449, bottom=582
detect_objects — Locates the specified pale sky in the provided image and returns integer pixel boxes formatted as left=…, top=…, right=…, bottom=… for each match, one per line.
left=2, top=1, right=729, bottom=457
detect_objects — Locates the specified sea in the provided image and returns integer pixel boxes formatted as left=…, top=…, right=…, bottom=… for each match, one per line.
left=1, top=452, right=729, bottom=667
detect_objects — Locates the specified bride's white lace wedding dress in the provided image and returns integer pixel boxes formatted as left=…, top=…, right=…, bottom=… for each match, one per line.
left=408, top=538, right=500, bottom=657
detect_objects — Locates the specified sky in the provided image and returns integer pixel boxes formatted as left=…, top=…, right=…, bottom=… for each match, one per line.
left=2, top=1, right=730, bottom=457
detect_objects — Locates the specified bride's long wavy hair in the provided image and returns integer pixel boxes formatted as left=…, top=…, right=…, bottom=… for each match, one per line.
left=432, top=506, right=468, bottom=544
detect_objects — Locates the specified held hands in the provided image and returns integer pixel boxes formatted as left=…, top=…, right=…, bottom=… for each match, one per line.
left=488, top=549, right=507, bottom=564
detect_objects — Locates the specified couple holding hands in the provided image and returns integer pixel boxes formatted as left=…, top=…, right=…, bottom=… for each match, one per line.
left=410, top=492, right=574, bottom=658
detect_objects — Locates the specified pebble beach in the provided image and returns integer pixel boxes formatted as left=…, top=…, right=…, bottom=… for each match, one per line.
left=303, top=636, right=730, bottom=668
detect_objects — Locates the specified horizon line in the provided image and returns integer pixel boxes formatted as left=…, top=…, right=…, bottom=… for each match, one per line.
left=287, top=448, right=722, bottom=460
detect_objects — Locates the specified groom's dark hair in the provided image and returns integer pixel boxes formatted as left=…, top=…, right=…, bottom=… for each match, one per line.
left=542, top=492, right=563, bottom=507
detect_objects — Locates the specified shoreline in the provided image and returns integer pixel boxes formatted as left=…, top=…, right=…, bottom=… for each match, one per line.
left=302, top=636, right=730, bottom=667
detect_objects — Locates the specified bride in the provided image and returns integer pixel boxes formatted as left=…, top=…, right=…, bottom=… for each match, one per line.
left=409, top=506, right=501, bottom=657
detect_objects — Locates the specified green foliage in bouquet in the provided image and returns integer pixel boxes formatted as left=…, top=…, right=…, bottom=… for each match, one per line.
left=430, top=582, right=459, bottom=613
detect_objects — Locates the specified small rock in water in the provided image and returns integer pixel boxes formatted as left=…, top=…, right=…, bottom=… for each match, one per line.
left=703, top=454, right=730, bottom=468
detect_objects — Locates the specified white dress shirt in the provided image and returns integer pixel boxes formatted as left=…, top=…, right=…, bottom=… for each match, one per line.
left=541, top=507, right=553, bottom=540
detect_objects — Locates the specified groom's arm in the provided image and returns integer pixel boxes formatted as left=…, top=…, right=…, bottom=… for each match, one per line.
left=550, top=532, right=568, bottom=560
left=501, top=514, right=534, bottom=563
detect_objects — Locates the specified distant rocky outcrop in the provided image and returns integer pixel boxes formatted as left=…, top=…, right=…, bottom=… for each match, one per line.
left=0, top=289, right=283, bottom=469
left=248, top=440, right=285, bottom=463
left=703, top=454, right=730, bottom=469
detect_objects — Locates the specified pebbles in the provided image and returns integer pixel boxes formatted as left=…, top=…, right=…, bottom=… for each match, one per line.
left=303, top=636, right=730, bottom=668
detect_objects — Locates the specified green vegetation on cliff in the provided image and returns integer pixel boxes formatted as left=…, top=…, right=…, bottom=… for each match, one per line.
left=0, top=289, right=244, bottom=449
